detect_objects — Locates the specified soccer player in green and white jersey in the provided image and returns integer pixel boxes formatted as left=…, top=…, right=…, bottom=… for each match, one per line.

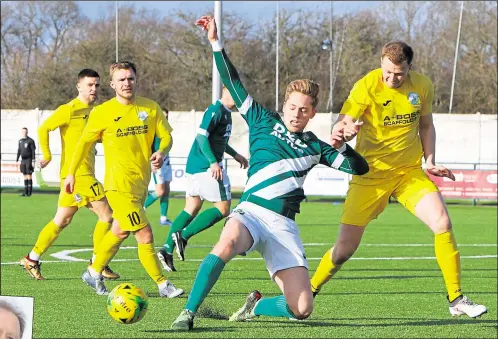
left=157, top=86, right=248, bottom=272
left=170, top=15, right=369, bottom=330
left=144, top=108, right=173, bottom=226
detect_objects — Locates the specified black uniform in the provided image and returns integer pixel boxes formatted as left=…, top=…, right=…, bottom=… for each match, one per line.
left=17, top=136, right=36, bottom=196
left=17, top=137, right=36, bottom=175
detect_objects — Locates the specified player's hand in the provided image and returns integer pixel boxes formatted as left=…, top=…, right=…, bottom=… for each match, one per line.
left=343, top=120, right=363, bottom=142
left=210, top=162, right=223, bottom=181
left=195, top=15, right=218, bottom=42
left=40, top=159, right=51, bottom=168
left=330, top=122, right=345, bottom=149
left=234, top=154, right=249, bottom=169
left=150, top=151, right=164, bottom=171
left=427, top=164, right=456, bottom=181
left=64, top=174, right=75, bottom=193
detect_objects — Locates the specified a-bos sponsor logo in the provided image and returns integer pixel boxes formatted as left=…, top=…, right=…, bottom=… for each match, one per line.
left=384, top=111, right=420, bottom=126
left=270, top=122, right=308, bottom=153
left=116, top=125, right=148, bottom=137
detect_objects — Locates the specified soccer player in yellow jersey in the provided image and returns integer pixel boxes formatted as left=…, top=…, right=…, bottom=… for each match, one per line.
left=311, top=41, right=487, bottom=318
left=64, top=61, right=184, bottom=298
left=20, top=69, right=119, bottom=281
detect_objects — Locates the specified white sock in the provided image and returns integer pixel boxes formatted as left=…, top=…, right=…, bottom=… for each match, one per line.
left=29, top=251, right=41, bottom=261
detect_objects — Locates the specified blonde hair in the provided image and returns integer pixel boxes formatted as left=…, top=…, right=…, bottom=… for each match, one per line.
left=381, top=41, right=414, bottom=65
left=109, top=61, right=137, bottom=80
left=284, top=79, right=320, bottom=108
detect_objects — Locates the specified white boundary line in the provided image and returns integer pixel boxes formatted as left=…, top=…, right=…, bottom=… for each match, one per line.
left=1, top=244, right=496, bottom=265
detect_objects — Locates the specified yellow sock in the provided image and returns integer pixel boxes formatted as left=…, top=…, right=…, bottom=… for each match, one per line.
left=310, top=248, right=342, bottom=293
left=92, top=220, right=111, bottom=257
left=32, top=220, right=63, bottom=258
left=435, top=230, right=462, bottom=301
left=91, top=232, right=123, bottom=273
left=138, top=243, right=166, bottom=285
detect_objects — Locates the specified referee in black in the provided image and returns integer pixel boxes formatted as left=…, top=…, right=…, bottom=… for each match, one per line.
left=16, top=127, right=36, bottom=196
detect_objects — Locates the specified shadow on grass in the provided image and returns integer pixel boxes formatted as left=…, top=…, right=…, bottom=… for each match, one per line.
left=319, top=291, right=498, bottom=296
left=263, top=317, right=496, bottom=327
left=145, top=327, right=236, bottom=333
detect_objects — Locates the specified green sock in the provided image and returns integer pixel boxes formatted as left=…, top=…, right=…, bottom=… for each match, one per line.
left=144, top=191, right=159, bottom=208
left=164, top=210, right=194, bottom=254
left=181, top=207, right=224, bottom=241
left=160, top=195, right=169, bottom=217
left=253, top=295, right=296, bottom=319
left=185, top=254, right=225, bottom=313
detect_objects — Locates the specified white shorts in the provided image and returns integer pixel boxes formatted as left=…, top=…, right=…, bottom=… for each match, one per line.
left=185, top=166, right=231, bottom=202
left=228, top=201, right=308, bottom=279
left=155, top=162, right=172, bottom=184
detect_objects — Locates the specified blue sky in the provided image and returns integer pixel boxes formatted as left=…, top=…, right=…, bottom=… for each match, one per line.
left=77, top=1, right=380, bottom=22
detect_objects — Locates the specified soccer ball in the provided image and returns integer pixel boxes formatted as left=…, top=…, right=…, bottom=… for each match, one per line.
left=107, top=283, right=149, bottom=324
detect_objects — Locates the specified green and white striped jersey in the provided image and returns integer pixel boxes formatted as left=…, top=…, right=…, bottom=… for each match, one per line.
left=212, top=45, right=368, bottom=219
left=186, top=100, right=232, bottom=174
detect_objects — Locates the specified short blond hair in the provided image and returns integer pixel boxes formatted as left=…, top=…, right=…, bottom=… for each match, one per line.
left=284, top=79, right=320, bottom=108
left=109, top=61, right=137, bottom=80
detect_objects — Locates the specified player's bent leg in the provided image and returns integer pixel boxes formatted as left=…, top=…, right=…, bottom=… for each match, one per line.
left=311, top=223, right=365, bottom=296
left=134, top=225, right=184, bottom=298
left=21, top=207, right=77, bottom=280
left=172, top=217, right=254, bottom=330
left=413, top=191, right=487, bottom=317
left=231, top=267, right=313, bottom=322
left=84, top=221, right=128, bottom=294
left=86, top=197, right=119, bottom=280
left=177, top=200, right=230, bottom=259
left=162, top=196, right=202, bottom=259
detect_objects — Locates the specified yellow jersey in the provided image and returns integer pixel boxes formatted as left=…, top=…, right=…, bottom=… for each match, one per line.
left=38, top=97, right=96, bottom=179
left=68, top=96, right=173, bottom=195
left=340, top=68, right=434, bottom=177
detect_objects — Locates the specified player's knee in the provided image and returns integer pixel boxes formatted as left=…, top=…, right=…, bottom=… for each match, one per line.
left=53, top=214, right=73, bottom=228
left=289, top=301, right=313, bottom=320
left=432, top=214, right=452, bottom=233
left=216, top=204, right=231, bottom=217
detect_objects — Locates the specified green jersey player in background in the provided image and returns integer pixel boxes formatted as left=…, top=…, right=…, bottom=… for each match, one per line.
left=170, top=15, right=369, bottom=330
left=157, top=86, right=248, bottom=272
left=144, top=108, right=174, bottom=226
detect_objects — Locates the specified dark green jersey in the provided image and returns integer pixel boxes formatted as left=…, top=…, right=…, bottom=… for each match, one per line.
left=186, top=100, right=232, bottom=174
left=212, top=44, right=368, bottom=220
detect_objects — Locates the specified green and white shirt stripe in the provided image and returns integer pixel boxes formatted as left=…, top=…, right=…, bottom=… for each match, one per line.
left=211, top=41, right=368, bottom=219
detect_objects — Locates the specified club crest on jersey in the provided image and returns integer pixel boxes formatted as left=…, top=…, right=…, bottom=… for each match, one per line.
left=138, top=111, right=148, bottom=121
left=408, top=92, right=419, bottom=105
left=270, top=122, right=308, bottom=153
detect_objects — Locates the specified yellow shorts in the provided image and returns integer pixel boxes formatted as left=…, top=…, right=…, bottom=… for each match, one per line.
left=59, top=175, right=105, bottom=208
left=105, top=190, right=149, bottom=232
left=341, top=168, right=439, bottom=226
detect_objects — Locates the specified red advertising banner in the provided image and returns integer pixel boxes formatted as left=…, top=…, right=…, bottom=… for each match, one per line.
left=427, top=169, right=497, bottom=200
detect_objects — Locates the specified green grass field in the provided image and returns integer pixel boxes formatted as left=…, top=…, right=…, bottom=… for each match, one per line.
left=1, top=192, right=497, bottom=338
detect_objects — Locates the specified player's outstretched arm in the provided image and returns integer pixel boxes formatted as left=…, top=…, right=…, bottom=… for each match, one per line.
left=319, top=138, right=369, bottom=175
left=196, top=15, right=248, bottom=108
